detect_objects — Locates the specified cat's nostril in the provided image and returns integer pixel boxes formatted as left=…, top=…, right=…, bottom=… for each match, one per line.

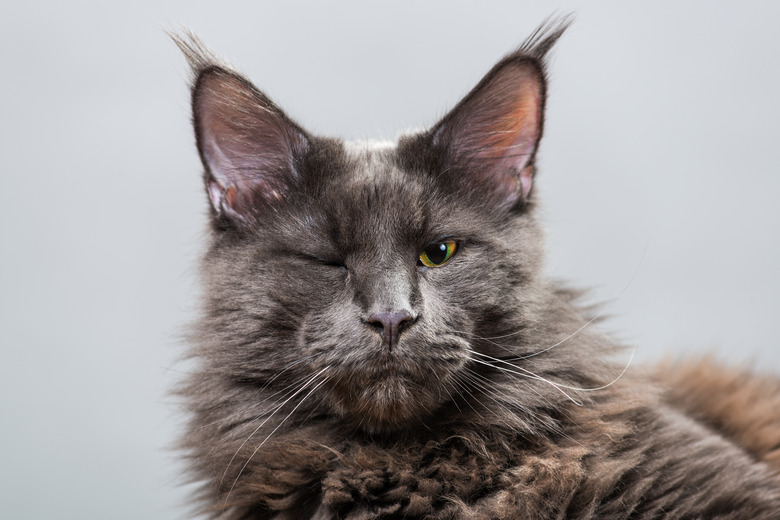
left=366, top=310, right=415, bottom=351
left=367, top=309, right=414, bottom=330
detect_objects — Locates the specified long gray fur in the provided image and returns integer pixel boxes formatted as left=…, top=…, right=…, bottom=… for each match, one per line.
left=173, top=19, right=780, bottom=519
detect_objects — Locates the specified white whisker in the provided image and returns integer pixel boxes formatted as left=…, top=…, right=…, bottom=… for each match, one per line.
left=450, top=374, right=485, bottom=420
left=460, top=368, right=517, bottom=416
left=468, top=354, right=584, bottom=406
left=569, top=347, right=636, bottom=392
left=516, top=313, right=603, bottom=360
left=440, top=378, right=462, bottom=413
left=219, top=366, right=329, bottom=491
left=196, top=371, right=317, bottom=433
left=520, top=240, right=648, bottom=359
left=223, top=370, right=330, bottom=508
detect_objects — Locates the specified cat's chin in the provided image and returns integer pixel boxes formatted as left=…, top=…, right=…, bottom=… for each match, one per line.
left=326, top=359, right=444, bottom=434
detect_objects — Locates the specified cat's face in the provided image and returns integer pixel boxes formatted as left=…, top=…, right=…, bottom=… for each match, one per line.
left=187, top=37, right=554, bottom=434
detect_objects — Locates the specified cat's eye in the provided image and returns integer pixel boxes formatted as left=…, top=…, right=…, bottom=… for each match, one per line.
left=418, top=240, right=459, bottom=268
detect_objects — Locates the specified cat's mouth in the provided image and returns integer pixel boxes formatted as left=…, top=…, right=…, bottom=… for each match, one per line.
left=325, top=354, right=439, bottom=433
left=317, top=333, right=470, bottom=433
left=335, top=352, right=420, bottom=388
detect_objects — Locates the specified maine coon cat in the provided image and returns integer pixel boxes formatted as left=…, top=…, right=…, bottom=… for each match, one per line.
left=174, top=21, right=780, bottom=519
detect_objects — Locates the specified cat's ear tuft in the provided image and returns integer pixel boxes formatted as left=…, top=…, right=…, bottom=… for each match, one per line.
left=430, top=18, right=569, bottom=210
left=173, top=30, right=309, bottom=227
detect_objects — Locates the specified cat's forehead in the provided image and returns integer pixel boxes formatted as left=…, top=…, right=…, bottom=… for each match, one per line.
left=326, top=137, right=429, bottom=202
left=341, top=138, right=404, bottom=183
left=293, top=136, right=509, bottom=254
left=306, top=137, right=437, bottom=248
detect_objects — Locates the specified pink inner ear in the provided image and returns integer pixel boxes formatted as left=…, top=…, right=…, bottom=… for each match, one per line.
left=195, top=70, right=306, bottom=219
left=445, top=61, right=544, bottom=206
left=208, top=179, right=224, bottom=210
left=519, top=165, right=533, bottom=199
left=478, top=74, right=541, bottom=174
left=478, top=85, right=540, bottom=157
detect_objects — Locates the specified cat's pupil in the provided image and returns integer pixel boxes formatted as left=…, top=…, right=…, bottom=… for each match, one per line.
left=419, top=241, right=457, bottom=267
left=428, top=244, right=448, bottom=264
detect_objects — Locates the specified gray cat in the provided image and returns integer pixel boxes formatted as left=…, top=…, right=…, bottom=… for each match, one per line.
left=173, top=21, right=780, bottom=519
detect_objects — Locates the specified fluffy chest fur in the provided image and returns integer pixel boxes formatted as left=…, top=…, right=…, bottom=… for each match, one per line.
left=191, top=379, right=780, bottom=519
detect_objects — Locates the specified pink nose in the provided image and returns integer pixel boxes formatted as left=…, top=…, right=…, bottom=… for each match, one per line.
left=366, top=310, right=415, bottom=351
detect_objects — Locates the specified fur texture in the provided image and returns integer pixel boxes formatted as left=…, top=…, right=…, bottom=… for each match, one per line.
left=173, top=21, right=780, bottom=519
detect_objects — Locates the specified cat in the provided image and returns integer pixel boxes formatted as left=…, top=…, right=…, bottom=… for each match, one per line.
left=173, top=20, right=780, bottom=520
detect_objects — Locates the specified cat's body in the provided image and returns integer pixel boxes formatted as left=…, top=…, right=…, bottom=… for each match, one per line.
left=175, top=22, right=780, bottom=519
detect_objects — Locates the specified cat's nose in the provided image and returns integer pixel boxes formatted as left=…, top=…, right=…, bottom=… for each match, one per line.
left=366, top=309, right=415, bottom=351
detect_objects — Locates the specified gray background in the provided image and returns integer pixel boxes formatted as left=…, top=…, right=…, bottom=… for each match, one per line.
left=1, top=1, right=778, bottom=518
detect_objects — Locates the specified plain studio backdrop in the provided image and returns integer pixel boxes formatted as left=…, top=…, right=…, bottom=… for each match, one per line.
left=1, top=1, right=778, bottom=518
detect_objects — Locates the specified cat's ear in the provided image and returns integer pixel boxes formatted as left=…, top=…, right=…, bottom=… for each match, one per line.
left=430, top=22, right=566, bottom=210
left=192, top=66, right=309, bottom=226
left=431, top=57, right=544, bottom=209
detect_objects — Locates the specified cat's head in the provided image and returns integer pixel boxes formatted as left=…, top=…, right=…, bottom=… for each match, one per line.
left=179, top=23, right=569, bottom=435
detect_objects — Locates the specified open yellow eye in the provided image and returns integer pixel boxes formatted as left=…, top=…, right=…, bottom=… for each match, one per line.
left=419, top=240, right=459, bottom=268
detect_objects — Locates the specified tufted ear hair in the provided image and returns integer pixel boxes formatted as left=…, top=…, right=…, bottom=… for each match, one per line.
left=430, top=19, right=568, bottom=211
left=173, top=31, right=309, bottom=228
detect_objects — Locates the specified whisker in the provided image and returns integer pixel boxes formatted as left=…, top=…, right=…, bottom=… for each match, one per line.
left=566, top=347, right=636, bottom=392
left=460, top=368, right=517, bottom=416
left=223, top=371, right=330, bottom=509
left=475, top=347, right=636, bottom=393
left=218, top=366, right=329, bottom=490
left=449, top=374, right=485, bottom=420
left=196, top=371, right=317, bottom=432
left=447, top=288, right=559, bottom=346
left=455, top=244, right=647, bottom=362
left=515, top=313, right=603, bottom=361
left=192, top=352, right=328, bottom=434
left=465, top=365, right=555, bottom=417
left=265, top=352, right=327, bottom=386
left=519, top=240, right=648, bottom=359
left=468, top=355, right=584, bottom=406
left=453, top=327, right=528, bottom=342
left=440, top=378, right=462, bottom=413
